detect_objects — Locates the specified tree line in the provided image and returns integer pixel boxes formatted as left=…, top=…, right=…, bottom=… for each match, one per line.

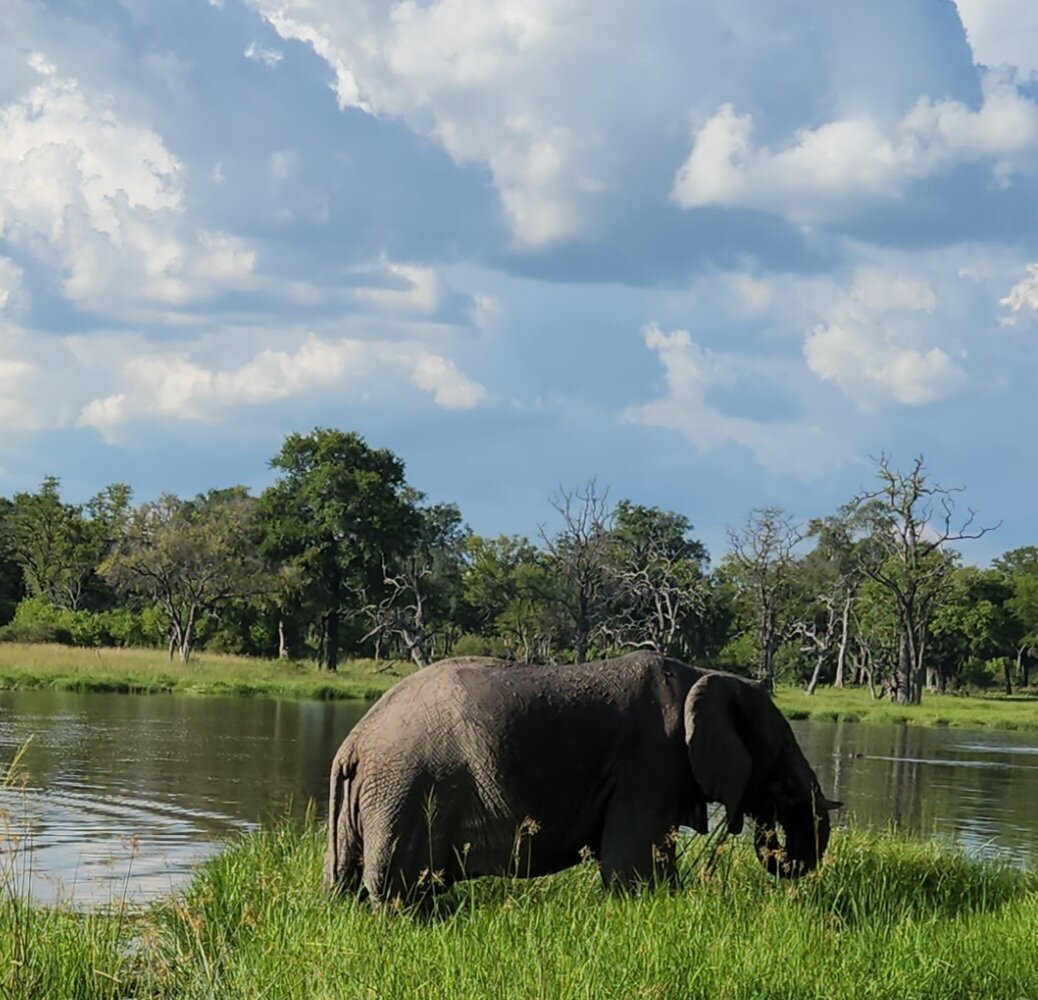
left=0, top=428, right=1032, bottom=706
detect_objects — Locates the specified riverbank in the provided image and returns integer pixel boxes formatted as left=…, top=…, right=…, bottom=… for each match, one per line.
left=3, top=824, right=1037, bottom=999
left=0, top=643, right=409, bottom=701
left=776, top=684, right=1038, bottom=731
left=0, top=643, right=1036, bottom=728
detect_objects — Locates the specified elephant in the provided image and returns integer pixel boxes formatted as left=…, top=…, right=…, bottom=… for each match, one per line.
left=324, top=651, right=839, bottom=904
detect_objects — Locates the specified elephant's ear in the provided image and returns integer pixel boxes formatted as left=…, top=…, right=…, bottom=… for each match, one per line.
left=684, top=674, right=753, bottom=835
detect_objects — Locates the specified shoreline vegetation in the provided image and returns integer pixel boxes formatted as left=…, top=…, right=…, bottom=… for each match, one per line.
left=2, top=823, right=1037, bottom=999
left=0, top=642, right=1037, bottom=729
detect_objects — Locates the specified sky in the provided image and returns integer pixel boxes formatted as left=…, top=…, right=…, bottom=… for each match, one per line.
left=1, top=0, right=1036, bottom=564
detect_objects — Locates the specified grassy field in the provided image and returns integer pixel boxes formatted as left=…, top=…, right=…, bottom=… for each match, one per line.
left=776, top=683, right=1038, bottom=731
left=2, top=822, right=1037, bottom=999
left=0, top=643, right=410, bottom=701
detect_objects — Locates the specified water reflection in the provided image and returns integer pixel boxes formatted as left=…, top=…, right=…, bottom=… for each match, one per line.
left=793, top=719, right=1038, bottom=869
left=2, top=689, right=1037, bottom=908
left=0, top=690, right=366, bottom=907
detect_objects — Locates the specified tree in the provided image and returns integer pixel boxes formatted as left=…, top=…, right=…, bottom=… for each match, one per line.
left=463, top=534, right=556, bottom=661
left=7, top=477, right=131, bottom=611
left=843, top=455, right=996, bottom=705
left=993, top=547, right=1038, bottom=687
left=0, top=498, right=26, bottom=624
left=791, top=516, right=863, bottom=694
left=930, top=566, right=1015, bottom=692
left=260, top=429, right=420, bottom=672
left=723, top=507, right=801, bottom=691
left=101, top=488, right=267, bottom=663
left=358, top=502, right=470, bottom=667
left=605, top=500, right=709, bottom=657
left=539, top=480, right=615, bottom=664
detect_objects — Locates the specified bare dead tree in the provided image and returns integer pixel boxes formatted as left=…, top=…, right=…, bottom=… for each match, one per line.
left=604, top=517, right=707, bottom=656
left=726, top=507, right=801, bottom=691
left=845, top=454, right=998, bottom=705
left=357, top=556, right=433, bottom=668
left=538, top=480, right=615, bottom=664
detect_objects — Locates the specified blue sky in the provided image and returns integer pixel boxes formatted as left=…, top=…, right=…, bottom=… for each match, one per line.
left=1, top=0, right=1036, bottom=562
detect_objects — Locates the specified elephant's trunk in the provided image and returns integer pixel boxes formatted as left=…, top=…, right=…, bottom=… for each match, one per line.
left=753, top=795, right=832, bottom=878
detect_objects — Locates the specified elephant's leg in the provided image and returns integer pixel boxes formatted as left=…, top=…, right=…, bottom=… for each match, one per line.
left=362, top=808, right=456, bottom=908
left=598, top=802, right=678, bottom=892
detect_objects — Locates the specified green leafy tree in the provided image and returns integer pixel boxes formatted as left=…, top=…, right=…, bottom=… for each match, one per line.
left=0, top=498, right=26, bottom=624
left=930, top=566, right=1015, bottom=692
left=462, top=534, right=556, bottom=661
left=993, top=547, right=1038, bottom=687
left=101, top=488, right=267, bottom=663
left=260, top=429, right=421, bottom=672
left=7, top=477, right=130, bottom=611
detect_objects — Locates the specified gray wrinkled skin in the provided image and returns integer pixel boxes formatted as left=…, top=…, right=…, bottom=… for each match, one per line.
left=325, top=652, right=838, bottom=905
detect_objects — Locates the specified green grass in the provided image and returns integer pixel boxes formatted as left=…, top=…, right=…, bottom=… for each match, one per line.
left=776, top=683, right=1038, bottom=731
left=3, top=818, right=1037, bottom=999
left=0, top=643, right=411, bottom=701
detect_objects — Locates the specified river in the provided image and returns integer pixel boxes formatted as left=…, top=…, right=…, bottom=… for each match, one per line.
left=1, top=688, right=1036, bottom=907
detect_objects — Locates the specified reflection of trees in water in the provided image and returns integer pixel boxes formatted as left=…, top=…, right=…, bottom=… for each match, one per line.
left=887, top=723, right=925, bottom=832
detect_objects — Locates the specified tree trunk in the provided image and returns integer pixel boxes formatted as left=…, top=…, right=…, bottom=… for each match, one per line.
left=1004, top=658, right=1013, bottom=696
left=805, top=653, right=825, bottom=695
left=278, top=619, right=288, bottom=660
left=833, top=597, right=851, bottom=688
left=893, top=628, right=913, bottom=704
left=326, top=607, right=339, bottom=673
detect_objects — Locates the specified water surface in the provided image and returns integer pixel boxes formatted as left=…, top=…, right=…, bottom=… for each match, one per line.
left=2, top=689, right=1036, bottom=906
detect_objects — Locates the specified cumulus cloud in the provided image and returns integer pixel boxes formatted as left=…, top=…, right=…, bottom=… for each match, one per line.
left=245, top=0, right=981, bottom=246
left=999, top=263, right=1038, bottom=324
left=954, top=0, right=1038, bottom=76
left=801, top=267, right=967, bottom=408
left=77, top=332, right=486, bottom=441
left=0, top=54, right=256, bottom=312
left=673, top=73, right=1038, bottom=223
left=626, top=323, right=838, bottom=476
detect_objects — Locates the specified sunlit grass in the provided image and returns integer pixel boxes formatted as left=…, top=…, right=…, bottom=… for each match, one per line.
left=3, top=803, right=1037, bottom=1000
left=776, top=683, right=1038, bottom=731
left=143, top=823, right=1038, bottom=1000
left=0, top=642, right=412, bottom=701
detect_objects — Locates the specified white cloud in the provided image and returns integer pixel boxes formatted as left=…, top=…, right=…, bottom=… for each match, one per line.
left=0, top=55, right=257, bottom=312
left=0, top=258, right=24, bottom=313
left=804, top=325, right=965, bottom=407
left=352, top=259, right=442, bottom=314
left=410, top=354, right=486, bottom=409
left=626, top=323, right=838, bottom=476
left=800, top=266, right=966, bottom=408
left=77, top=332, right=487, bottom=440
left=954, top=1, right=1038, bottom=76
left=242, top=0, right=1002, bottom=244
left=999, top=263, right=1038, bottom=324
left=672, top=74, right=1038, bottom=223
left=244, top=41, right=283, bottom=68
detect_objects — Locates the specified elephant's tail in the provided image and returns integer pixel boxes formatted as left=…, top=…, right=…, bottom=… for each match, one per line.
left=324, top=744, right=363, bottom=894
